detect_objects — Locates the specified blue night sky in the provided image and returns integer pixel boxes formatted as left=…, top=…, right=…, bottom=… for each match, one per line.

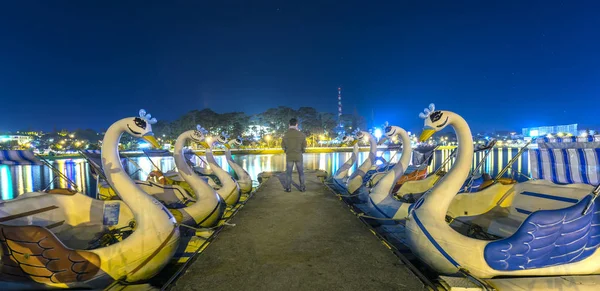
left=1, top=1, right=599, bottom=133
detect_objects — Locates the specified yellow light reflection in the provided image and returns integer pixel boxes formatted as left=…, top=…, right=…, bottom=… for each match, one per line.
left=497, top=148, right=502, bottom=176
left=15, top=165, right=24, bottom=194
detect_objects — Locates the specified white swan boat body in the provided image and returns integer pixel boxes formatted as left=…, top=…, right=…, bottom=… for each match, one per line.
left=0, top=110, right=179, bottom=289
left=407, top=104, right=600, bottom=279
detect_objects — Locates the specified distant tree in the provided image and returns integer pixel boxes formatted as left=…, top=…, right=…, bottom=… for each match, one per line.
left=318, top=112, right=338, bottom=135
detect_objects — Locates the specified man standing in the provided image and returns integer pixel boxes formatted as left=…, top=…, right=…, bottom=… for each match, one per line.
left=281, top=118, right=307, bottom=192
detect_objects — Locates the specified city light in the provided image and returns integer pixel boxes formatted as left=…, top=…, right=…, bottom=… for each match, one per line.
left=374, top=128, right=382, bottom=139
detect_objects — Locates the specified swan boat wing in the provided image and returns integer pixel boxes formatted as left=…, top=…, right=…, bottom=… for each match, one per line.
left=484, top=194, right=600, bottom=271
left=0, top=224, right=101, bottom=285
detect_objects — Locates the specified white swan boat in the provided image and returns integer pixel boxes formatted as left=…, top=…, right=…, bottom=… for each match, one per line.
left=220, top=136, right=253, bottom=194
left=346, top=130, right=378, bottom=194
left=167, top=128, right=226, bottom=227
left=0, top=110, right=180, bottom=289
left=331, top=135, right=360, bottom=188
left=197, top=126, right=241, bottom=207
left=352, top=125, right=415, bottom=220
left=406, top=104, right=600, bottom=282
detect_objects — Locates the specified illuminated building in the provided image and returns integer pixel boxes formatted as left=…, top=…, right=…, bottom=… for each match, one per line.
left=522, top=124, right=578, bottom=137
left=0, top=135, right=34, bottom=145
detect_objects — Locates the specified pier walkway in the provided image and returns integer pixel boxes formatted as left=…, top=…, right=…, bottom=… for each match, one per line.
left=170, top=171, right=426, bottom=291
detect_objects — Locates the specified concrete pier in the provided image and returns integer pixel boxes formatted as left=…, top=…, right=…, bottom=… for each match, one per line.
left=170, top=171, right=426, bottom=291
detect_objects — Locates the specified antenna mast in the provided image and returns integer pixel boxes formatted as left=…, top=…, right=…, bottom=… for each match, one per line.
left=338, top=86, right=343, bottom=127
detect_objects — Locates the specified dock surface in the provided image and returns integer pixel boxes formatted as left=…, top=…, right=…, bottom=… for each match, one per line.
left=171, top=171, right=426, bottom=291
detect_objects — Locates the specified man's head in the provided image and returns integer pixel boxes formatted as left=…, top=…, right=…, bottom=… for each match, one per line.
left=289, top=118, right=298, bottom=126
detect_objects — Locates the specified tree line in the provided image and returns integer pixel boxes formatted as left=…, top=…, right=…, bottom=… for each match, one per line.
left=1, top=106, right=366, bottom=150
left=152, top=106, right=366, bottom=146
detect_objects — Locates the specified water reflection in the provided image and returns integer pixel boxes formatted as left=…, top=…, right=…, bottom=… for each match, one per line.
left=0, top=149, right=532, bottom=200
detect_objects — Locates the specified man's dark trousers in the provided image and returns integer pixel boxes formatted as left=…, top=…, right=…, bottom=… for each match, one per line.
left=285, top=160, right=305, bottom=190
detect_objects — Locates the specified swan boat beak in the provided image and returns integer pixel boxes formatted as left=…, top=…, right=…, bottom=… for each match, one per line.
left=419, top=128, right=436, bottom=142
left=224, top=143, right=231, bottom=149
left=142, top=134, right=161, bottom=149
left=350, top=139, right=359, bottom=146
left=377, top=137, right=388, bottom=146
left=199, top=141, right=210, bottom=149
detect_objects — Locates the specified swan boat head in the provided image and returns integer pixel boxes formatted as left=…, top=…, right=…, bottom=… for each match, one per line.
left=215, top=133, right=228, bottom=147
left=194, top=125, right=210, bottom=148
left=418, top=104, right=450, bottom=143
left=126, top=109, right=161, bottom=148
left=341, top=135, right=359, bottom=146
left=227, top=137, right=243, bottom=148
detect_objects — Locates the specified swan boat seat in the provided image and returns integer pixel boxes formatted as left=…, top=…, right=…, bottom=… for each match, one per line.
left=452, top=136, right=600, bottom=240
left=450, top=179, right=595, bottom=240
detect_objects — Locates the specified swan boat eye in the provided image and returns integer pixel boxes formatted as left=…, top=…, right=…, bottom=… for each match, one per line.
left=134, top=117, right=147, bottom=129
left=430, top=111, right=443, bottom=123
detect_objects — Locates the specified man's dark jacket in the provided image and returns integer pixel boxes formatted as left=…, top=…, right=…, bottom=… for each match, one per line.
left=282, top=128, right=307, bottom=161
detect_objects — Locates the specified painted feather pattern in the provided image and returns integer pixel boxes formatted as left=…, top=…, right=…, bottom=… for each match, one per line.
left=0, top=224, right=101, bottom=284
left=484, top=195, right=600, bottom=270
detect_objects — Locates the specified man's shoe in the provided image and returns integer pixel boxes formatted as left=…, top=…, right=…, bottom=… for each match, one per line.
left=300, top=186, right=306, bottom=192
left=285, top=188, right=291, bottom=192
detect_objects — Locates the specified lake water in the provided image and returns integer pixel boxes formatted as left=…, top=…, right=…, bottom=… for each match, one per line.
left=0, top=148, right=530, bottom=199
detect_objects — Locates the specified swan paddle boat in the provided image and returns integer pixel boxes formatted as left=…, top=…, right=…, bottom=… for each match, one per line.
left=331, top=135, right=360, bottom=188
left=406, top=104, right=600, bottom=282
left=346, top=130, right=378, bottom=194
left=219, top=135, right=253, bottom=194
left=164, top=127, right=227, bottom=227
left=351, top=125, right=415, bottom=220
left=0, top=109, right=180, bottom=289
left=197, top=126, right=241, bottom=207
